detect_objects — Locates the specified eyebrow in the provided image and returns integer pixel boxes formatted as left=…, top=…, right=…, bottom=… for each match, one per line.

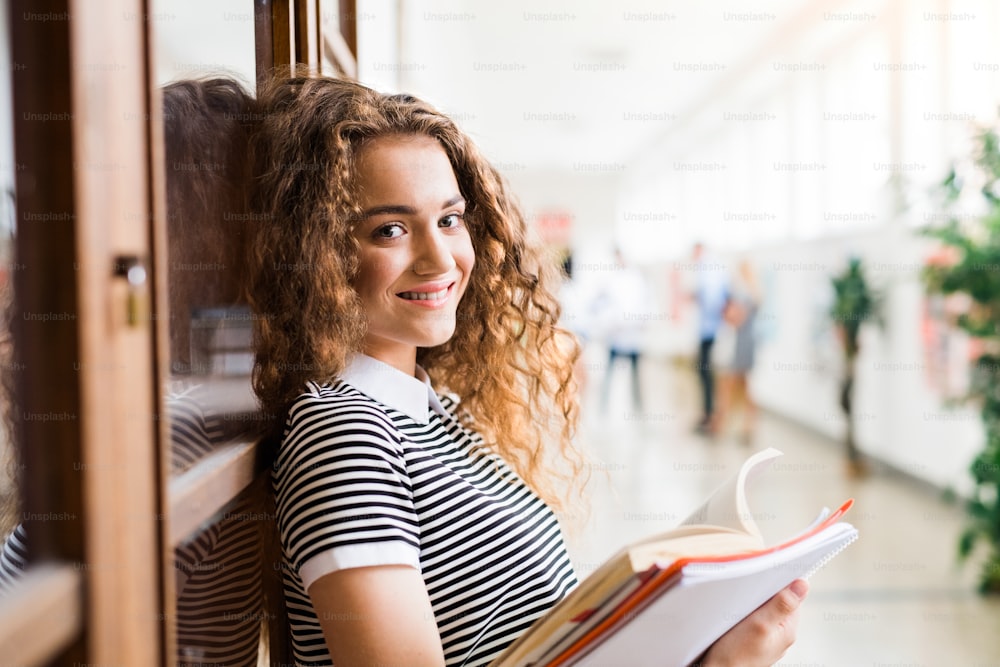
left=360, top=195, right=466, bottom=220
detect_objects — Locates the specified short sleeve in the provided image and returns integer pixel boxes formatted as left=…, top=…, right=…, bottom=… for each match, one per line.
left=273, top=389, right=420, bottom=590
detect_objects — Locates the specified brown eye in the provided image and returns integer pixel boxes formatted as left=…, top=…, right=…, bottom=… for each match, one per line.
left=374, top=223, right=405, bottom=239
left=439, top=214, right=464, bottom=229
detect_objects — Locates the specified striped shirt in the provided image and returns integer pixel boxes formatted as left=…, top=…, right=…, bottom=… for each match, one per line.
left=274, top=354, right=577, bottom=666
left=0, top=522, right=27, bottom=596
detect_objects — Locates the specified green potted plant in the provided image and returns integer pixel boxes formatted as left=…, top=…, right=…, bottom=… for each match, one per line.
left=922, top=122, right=1000, bottom=593
left=829, top=257, right=879, bottom=477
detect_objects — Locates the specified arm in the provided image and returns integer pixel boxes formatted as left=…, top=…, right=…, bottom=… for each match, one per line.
left=309, top=564, right=446, bottom=667
left=276, top=394, right=432, bottom=663
left=701, top=579, right=808, bottom=667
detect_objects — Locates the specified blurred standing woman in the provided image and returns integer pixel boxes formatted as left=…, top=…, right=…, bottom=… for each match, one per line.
left=245, top=74, right=806, bottom=666
left=713, top=259, right=762, bottom=443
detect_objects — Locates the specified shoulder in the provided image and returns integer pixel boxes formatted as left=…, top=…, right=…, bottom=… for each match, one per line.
left=286, top=381, right=400, bottom=435
left=435, top=391, right=481, bottom=433
left=277, top=381, right=407, bottom=473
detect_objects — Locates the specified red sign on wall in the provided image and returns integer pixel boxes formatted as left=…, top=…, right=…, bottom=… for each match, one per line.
left=534, top=210, right=573, bottom=246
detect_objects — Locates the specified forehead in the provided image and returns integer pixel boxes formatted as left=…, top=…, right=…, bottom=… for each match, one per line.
left=354, top=134, right=459, bottom=202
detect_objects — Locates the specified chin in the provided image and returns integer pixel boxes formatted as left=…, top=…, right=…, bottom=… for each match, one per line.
left=427, top=332, right=457, bottom=347
left=421, top=327, right=458, bottom=348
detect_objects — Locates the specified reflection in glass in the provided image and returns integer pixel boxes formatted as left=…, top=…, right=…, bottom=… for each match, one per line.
left=0, top=0, right=23, bottom=589
left=166, top=389, right=263, bottom=667
left=151, top=0, right=272, bottom=659
left=160, top=77, right=268, bottom=666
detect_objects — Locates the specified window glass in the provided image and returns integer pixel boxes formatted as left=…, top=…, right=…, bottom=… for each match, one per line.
left=150, top=3, right=267, bottom=665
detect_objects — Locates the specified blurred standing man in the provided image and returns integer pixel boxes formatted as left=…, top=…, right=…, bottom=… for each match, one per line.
left=599, top=248, right=650, bottom=412
left=691, top=242, right=729, bottom=435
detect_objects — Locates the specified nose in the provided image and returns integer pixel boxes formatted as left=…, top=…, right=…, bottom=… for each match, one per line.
left=411, top=227, right=457, bottom=276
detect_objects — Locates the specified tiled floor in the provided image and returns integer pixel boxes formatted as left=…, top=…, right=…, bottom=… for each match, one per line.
left=565, top=352, right=1000, bottom=666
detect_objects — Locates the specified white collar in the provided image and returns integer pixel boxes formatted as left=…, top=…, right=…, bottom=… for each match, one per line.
left=338, top=353, right=449, bottom=425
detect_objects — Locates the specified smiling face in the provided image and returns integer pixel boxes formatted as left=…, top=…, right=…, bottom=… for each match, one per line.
left=351, top=134, right=475, bottom=375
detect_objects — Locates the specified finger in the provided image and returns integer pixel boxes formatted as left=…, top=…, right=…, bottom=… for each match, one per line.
left=772, top=579, right=809, bottom=616
left=772, top=581, right=807, bottom=652
left=789, top=578, right=809, bottom=600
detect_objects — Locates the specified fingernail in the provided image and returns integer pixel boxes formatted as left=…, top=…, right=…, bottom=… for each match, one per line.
left=790, top=579, right=809, bottom=599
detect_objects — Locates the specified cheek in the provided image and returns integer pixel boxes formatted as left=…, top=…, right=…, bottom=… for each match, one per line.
left=354, top=252, right=405, bottom=299
left=452, top=240, right=476, bottom=309
left=457, top=236, right=476, bottom=276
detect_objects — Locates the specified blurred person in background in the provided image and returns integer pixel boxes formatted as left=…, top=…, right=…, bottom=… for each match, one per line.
left=690, top=242, right=730, bottom=435
left=598, top=248, right=650, bottom=413
left=711, top=259, right=761, bottom=443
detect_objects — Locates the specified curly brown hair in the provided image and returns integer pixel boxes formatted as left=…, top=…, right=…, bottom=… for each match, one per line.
left=245, top=75, right=585, bottom=509
left=161, top=78, right=254, bottom=372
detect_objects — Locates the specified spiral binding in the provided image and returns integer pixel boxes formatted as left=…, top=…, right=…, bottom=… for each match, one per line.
left=803, top=528, right=859, bottom=580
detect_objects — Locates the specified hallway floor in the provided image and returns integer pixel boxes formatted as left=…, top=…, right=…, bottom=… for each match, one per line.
left=565, top=353, right=1000, bottom=666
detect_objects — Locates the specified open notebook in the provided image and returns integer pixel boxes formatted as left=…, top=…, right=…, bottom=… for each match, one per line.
left=490, top=448, right=859, bottom=667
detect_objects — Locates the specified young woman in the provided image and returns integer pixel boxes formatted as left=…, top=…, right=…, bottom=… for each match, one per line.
left=713, top=260, right=762, bottom=442
left=245, top=75, right=807, bottom=667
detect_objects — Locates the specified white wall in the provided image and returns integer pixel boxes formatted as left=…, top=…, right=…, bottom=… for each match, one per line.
left=505, top=168, right=622, bottom=259
left=746, top=230, right=981, bottom=493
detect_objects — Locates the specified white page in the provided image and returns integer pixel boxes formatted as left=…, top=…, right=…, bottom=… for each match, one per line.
left=570, top=522, right=859, bottom=667
left=679, top=448, right=783, bottom=538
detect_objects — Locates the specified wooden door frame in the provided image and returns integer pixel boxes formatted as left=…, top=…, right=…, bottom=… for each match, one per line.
left=257, top=0, right=358, bottom=80
left=0, top=1, right=359, bottom=664
left=2, top=0, right=163, bottom=665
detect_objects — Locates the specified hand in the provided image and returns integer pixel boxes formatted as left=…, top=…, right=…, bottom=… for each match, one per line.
left=701, top=578, right=809, bottom=667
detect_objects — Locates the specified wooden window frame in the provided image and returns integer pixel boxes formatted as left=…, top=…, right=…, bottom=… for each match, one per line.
left=257, top=0, right=357, bottom=81
left=0, top=0, right=163, bottom=665
left=0, top=2, right=359, bottom=665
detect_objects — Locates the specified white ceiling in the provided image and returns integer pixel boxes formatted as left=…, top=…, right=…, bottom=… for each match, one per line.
left=151, top=0, right=878, bottom=173
left=363, top=0, right=852, bottom=171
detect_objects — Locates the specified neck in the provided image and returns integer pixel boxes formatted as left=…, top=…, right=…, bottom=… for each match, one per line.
left=361, top=344, right=417, bottom=377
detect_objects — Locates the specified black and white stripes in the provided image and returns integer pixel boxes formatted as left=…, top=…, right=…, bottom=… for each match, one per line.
left=274, top=371, right=576, bottom=667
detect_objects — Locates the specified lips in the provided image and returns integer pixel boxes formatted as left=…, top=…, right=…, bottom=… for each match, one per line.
left=398, top=287, right=448, bottom=301
left=397, top=283, right=453, bottom=302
